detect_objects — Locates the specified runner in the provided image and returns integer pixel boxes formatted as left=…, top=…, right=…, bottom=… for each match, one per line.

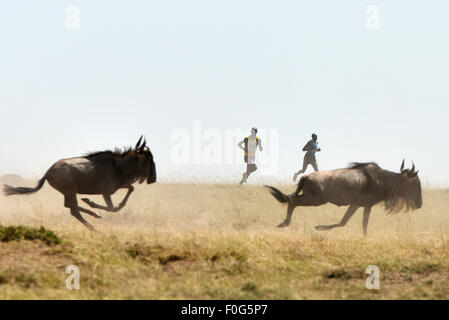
left=293, top=133, right=321, bottom=182
left=237, top=127, right=263, bottom=184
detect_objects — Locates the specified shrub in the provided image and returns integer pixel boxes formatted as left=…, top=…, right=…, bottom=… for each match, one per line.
left=0, top=225, right=61, bottom=246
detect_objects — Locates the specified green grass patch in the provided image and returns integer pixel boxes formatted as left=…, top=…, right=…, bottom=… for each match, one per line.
left=0, top=225, right=61, bottom=246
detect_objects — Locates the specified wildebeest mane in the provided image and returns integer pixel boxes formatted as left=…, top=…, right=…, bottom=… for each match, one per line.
left=348, top=162, right=378, bottom=170
left=348, top=162, right=383, bottom=189
left=85, top=147, right=143, bottom=184
left=85, top=147, right=133, bottom=160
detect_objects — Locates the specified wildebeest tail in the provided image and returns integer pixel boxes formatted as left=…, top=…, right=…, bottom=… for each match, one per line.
left=265, top=185, right=291, bottom=204
left=3, top=176, right=46, bottom=196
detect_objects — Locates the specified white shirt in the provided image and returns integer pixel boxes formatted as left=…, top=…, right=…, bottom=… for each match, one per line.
left=247, top=137, right=257, bottom=164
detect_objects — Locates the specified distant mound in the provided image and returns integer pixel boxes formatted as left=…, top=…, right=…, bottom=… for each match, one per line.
left=0, top=174, right=33, bottom=186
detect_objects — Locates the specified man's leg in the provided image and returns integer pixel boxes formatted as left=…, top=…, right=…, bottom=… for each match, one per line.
left=246, top=164, right=257, bottom=181
left=294, top=157, right=309, bottom=181
left=239, top=171, right=248, bottom=184
left=239, top=165, right=250, bottom=184
left=311, top=159, right=319, bottom=172
left=240, top=164, right=257, bottom=184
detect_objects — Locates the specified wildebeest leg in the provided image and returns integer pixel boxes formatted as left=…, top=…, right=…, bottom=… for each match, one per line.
left=102, top=190, right=133, bottom=212
left=65, top=195, right=96, bottom=231
left=277, top=202, right=295, bottom=227
left=70, top=207, right=96, bottom=231
left=315, top=205, right=359, bottom=231
left=277, top=193, right=327, bottom=228
left=78, top=206, right=102, bottom=219
left=362, top=206, right=372, bottom=236
left=81, top=186, right=134, bottom=212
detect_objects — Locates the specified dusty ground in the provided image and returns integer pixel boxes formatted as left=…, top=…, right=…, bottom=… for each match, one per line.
left=0, top=180, right=448, bottom=299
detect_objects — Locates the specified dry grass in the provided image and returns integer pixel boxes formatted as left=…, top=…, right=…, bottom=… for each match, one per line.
left=0, top=181, right=448, bottom=299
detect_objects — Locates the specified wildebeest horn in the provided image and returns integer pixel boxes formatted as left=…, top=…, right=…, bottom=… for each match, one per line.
left=141, top=138, right=146, bottom=150
left=400, top=159, right=405, bottom=171
left=411, top=162, right=415, bottom=173
left=135, top=135, right=143, bottom=149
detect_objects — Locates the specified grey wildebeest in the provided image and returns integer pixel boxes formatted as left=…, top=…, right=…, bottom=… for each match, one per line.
left=3, top=136, right=156, bottom=231
left=266, top=161, right=422, bottom=235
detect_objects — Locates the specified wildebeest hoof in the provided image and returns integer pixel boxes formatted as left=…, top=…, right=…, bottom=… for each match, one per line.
left=81, top=198, right=93, bottom=205
left=277, top=222, right=288, bottom=228
left=314, top=225, right=329, bottom=231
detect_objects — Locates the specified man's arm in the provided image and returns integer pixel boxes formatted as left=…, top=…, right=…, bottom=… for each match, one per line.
left=302, top=141, right=312, bottom=152
left=258, top=139, right=263, bottom=151
left=237, top=140, right=245, bottom=151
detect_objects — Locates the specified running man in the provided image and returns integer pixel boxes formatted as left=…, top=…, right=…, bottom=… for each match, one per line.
left=237, top=127, right=263, bottom=184
left=293, top=133, right=321, bottom=181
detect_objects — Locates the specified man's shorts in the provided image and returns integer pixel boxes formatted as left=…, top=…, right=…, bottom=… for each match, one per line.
left=246, top=164, right=257, bottom=173
left=303, top=154, right=318, bottom=171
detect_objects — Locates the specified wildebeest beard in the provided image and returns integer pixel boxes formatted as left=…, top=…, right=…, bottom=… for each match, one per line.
left=116, top=155, right=152, bottom=185
left=386, top=179, right=421, bottom=214
left=385, top=196, right=416, bottom=214
left=361, top=165, right=422, bottom=214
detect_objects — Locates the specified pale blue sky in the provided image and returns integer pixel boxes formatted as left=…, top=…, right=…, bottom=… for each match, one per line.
left=1, top=1, right=448, bottom=185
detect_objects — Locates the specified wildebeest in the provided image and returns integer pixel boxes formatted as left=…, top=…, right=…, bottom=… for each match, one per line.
left=266, top=161, right=422, bottom=235
left=3, top=136, right=156, bottom=231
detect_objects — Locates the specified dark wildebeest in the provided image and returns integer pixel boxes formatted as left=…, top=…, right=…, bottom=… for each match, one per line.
left=3, top=136, right=156, bottom=231
left=266, top=161, right=422, bottom=235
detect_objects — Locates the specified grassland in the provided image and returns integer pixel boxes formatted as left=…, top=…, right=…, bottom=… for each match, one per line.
left=0, top=181, right=448, bottom=299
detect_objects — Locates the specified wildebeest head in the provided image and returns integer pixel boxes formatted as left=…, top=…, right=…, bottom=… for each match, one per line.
left=134, top=136, right=157, bottom=184
left=395, top=159, right=422, bottom=211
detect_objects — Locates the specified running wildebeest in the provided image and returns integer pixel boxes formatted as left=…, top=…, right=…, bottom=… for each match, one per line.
left=266, top=161, right=422, bottom=235
left=3, top=136, right=156, bottom=231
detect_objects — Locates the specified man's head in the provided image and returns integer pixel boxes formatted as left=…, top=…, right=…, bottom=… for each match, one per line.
left=312, top=133, right=317, bottom=141
left=251, top=127, right=258, bottom=135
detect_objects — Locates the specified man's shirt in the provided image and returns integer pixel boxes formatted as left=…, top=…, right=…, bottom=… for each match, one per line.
left=243, top=136, right=260, bottom=164
left=246, top=136, right=258, bottom=164
left=304, top=139, right=319, bottom=158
